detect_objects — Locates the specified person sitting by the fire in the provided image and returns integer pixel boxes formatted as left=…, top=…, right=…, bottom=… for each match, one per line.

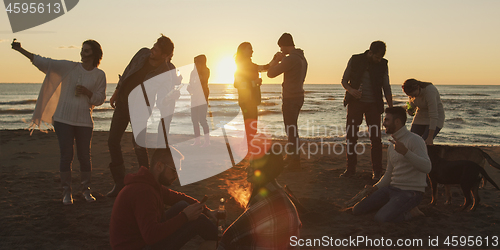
left=109, top=148, right=218, bottom=250
left=218, top=151, right=301, bottom=249
left=352, top=107, right=431, bottom=223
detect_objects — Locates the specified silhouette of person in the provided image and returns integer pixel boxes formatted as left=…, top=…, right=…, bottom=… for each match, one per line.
left=187, top=55, right=211, bottom=147
left=340, top=40, right=393, bottom=180
left=11, top=39, right=106, bottom=205
left=107, top=35, right=179, bottom=197
left=267, top=33, right=308, bottom=169
left=234, top=42, right=271, bottom=158
left=402, top=79, right=445, bottom=145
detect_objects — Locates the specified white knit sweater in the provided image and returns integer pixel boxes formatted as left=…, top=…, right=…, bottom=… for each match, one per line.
left=32, top=55, right=106, bottom=128
left=376, top=126, right=432, bottom=192
left=409, top=84, right=445, bottom=131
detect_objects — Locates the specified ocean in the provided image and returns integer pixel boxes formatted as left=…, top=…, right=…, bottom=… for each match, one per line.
left=1, top=83, right=499, bottom=146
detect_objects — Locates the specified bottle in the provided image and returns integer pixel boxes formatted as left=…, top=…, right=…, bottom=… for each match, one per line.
left=217, top=198, right=226, bottom=239
left=406, top=101, right=415, bottom=116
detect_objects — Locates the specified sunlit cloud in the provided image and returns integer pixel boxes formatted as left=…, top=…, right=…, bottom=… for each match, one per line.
left=58, top=45, right=78, bottom=49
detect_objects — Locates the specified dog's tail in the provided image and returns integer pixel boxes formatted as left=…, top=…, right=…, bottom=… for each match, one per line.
left=479, top=148, right=500, bottom=170
left=478, top=167, right=500, bottom=190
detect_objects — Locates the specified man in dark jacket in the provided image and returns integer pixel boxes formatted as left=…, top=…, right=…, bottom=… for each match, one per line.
left=107, top=35, right=180, bottom=197
left=109, top=148, right=218, bottom=250
left=268, top=33, right=308, bottom=169
left=341, top=41, right=393, bottom=180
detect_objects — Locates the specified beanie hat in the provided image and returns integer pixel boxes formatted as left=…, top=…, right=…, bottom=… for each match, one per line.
left=277, top=33, right=295, bottom=47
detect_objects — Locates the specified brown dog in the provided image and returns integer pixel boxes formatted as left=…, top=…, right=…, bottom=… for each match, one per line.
left=427, top=145, right=500, bottom=211
left=428, top=145, right=500, bottom=204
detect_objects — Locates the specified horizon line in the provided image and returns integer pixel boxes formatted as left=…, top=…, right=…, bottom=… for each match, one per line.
left=1, top=82, right=500, bottom=86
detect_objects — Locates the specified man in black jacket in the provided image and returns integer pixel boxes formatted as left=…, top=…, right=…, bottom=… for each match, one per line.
left=107, top=35, right=179, bottom=197
left=341, top=41, right=393, bottom=180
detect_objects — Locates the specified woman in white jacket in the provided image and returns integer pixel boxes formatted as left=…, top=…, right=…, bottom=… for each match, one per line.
left=402, top=79, right=445, bottom=145
left=12, top=39, right=107, bottom=205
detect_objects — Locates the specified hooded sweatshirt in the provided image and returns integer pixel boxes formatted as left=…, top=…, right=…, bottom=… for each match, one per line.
left=267, top=49, right=308, bottom=99
left=109, top=167, right=199, bottom=250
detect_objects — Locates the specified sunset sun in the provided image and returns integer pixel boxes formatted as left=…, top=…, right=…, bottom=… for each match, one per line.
left=213, top=56, right=237, bottom=84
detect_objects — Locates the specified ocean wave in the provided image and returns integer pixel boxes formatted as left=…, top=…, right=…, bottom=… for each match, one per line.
left=447, top=118, right=466, bottom=124
left=0, top=99, right=37, bottom=105
left=0, top=109, right=34, bottom=114
left=208, top=97, right=238, bottom=101
left=260, top=102, right=278, bottom=106
left=93, top=108, right=114, bottom=112
left=443, top=93, right=490, bottom=97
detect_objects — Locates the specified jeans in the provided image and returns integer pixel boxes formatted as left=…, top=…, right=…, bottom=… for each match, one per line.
left=149, top=201, right=218, bottom=250
left=191, top=104, right=209, bottom=137
left=108, top=101, right=149, bottom=169
left=352, top=186, right=423, bottom=222
left=282, top=96, right=304, bottom=147
left=345, top=101, right=382, bottom=173
left=410, top=124, right=441, bottom=140
left=53, top=121, right=93, bottom=172
left=239, top=103, right=258, bottom=149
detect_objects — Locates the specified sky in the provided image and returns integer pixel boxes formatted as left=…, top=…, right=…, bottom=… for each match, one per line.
left=1, top=0, right=499, bottom=85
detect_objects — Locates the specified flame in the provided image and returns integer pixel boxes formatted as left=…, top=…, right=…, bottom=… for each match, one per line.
left=225, top=179, right=251, bottom=208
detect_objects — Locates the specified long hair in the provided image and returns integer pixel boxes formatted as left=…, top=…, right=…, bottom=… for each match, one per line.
left=82, top=40, right=103, bottom=67
left=235, top=42, right=252, bottom=65
left=402, top=78, right=433, bottom=95
left=194, top=54, right=207, bottom=68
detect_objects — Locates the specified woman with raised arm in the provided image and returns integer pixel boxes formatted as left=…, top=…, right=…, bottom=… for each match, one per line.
left=12, top=39, right=107, bottom=205
left=402, top=78, right=445, bottom=145
left=234, top=42, right=270, bottom=158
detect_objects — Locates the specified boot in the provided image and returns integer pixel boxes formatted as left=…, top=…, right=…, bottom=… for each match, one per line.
left=81, top=172, right=96, bottom=202
left=107, top=164, right=125, bottom=197
left=201, top=133, right=210, bottom=147
left=60, top=171, right=73, bottom=205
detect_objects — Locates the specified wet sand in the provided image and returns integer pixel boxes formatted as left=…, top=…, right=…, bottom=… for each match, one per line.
left=1, top=129, right=500, bottom=249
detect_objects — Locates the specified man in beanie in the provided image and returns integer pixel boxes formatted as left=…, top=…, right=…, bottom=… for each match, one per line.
left=267, top=33, right=308, bottom=169
left=218, top=150, right=301, bottom=249
left=340, top=40, right=393, bottom=181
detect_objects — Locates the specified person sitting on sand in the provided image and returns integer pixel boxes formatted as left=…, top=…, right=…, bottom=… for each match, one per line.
left=11, top=39, right=106, bottom=205
left=352, top=107, right=431, bottom=222
left=402, top=79, right=445, bottom=145
left=109, top=148, right=218, bottom=250
left=218, top=151, right=301, bottom=249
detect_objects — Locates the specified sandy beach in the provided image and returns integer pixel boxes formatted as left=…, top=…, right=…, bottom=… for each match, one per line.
left=1, top=129, right=500, bottom=249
